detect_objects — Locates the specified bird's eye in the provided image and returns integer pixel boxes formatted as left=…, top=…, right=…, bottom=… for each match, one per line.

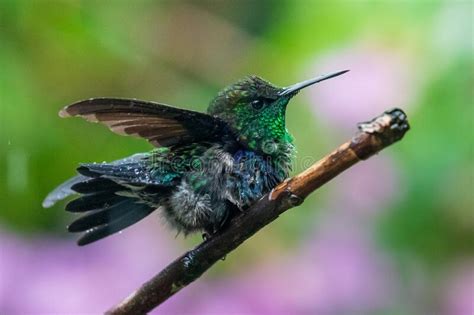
left=251, top=99, right=265, bottom=110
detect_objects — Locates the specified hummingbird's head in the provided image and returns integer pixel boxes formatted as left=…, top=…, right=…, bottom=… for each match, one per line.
left=208, top=70, right=348, bottom=155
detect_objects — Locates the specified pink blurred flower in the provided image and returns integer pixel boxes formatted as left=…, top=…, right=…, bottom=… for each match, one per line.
left=306, top=43, right=417, bottom=131
left=328, top=155, right=401, bottom=218
left=442, top=262, right=474, bottom=315
left=164, top=224, right=397, bottom=315
left=0, top=219, right=178, bottom=314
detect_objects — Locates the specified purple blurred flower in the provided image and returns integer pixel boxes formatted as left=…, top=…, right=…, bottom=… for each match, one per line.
left=442, top=262, right=474, bottom=315
left=0, top=219, right=178, bottom=314
left=161, top=222, right=397, bottom=315
left=328, top=155, right=401, bottom=218
left=306, top=43, right=417, bottom=131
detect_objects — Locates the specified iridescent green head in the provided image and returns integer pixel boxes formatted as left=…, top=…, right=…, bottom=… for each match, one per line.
left=207, top=70, right=348, bottom=155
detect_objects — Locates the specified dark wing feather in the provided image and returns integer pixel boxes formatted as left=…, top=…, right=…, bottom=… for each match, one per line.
left=60, top=98, right=232, bottom=147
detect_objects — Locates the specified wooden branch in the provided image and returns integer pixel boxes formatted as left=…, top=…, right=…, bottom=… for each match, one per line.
left=106, top=108, right=410, bottom=315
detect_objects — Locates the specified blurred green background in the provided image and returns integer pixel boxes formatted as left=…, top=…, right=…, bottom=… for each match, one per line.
left=0, top=1, right=472, bottom=314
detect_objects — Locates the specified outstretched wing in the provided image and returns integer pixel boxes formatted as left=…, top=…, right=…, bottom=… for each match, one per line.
left=60, top=98, right=231, bottom=147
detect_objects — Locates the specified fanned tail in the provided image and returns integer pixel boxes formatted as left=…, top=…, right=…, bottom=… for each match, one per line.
left=43, top=156, right=171, bottom=246
left=65, top=176, right=159, bottom=246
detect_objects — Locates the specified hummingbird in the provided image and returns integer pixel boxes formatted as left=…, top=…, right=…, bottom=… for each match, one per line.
left=43, top=70, right=348, bottom=246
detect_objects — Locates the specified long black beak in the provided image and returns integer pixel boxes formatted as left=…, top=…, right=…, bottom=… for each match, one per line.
left=279, top=69, right=349, bottom=96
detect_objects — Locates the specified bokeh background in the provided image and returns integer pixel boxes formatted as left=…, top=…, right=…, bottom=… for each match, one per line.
left=1, top=1, right=473, bottom=314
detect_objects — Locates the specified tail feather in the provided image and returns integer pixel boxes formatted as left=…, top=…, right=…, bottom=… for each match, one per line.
left=67, top=199, right=131, bottom=232
left=65, top=191, right=128, bottom=213
left=42, top=175, right=87, bottom=208
left=43, top=154, right=151, bottom=208
left=77, top=161, right=150, bottom=183
left=76, top=202, right=155, bottom=246
left=70, top=177, right=123, bottom=194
